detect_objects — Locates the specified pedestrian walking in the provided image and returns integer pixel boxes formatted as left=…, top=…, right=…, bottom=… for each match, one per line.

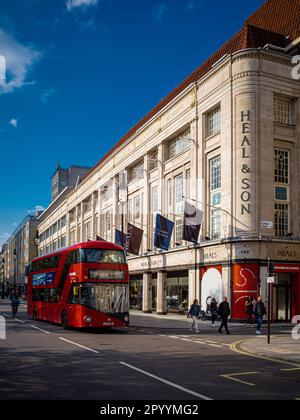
left=188, top=299, right=201, bottom=334
left=245, top=296, right=255, bottom=327
left=211, top=298, right=218, bottom=327
left=254, top=296, right=267, bottom=335
left=218, top=297, right=231, bottom=335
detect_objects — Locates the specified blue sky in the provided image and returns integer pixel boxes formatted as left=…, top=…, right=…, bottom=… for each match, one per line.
left=0, top=0, right=264, bottom=246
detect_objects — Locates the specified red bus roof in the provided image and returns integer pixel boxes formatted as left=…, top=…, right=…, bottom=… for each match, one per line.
left=32, top=241, right=125, bottom=263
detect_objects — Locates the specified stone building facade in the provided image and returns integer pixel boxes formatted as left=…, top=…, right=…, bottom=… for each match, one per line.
left=37, top=0, right=300, bottom=320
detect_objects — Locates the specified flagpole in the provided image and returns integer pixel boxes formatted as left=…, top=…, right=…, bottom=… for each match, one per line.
left=183, top=196, right=253, bottom=232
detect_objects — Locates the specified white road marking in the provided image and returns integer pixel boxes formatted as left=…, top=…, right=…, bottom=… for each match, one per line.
left=59, top=337, right=100, bottom=354
left=207, top=343, right=223, bottom=349
left=30, top=325, right=51, bottom=335
left=119, top=362, right=213, bottom=401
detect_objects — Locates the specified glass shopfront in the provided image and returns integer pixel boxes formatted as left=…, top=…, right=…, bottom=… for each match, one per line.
left=130, top=275, right=143, bottom=310
left=167, top=271, right=189, bottom=313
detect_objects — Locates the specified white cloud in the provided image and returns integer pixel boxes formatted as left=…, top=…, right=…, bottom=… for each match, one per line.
left=0, top=29, right=41, bottom=94
left=9, top=118, right=18, bottom=128
left=153, top=3, right=168, bottom=23
left=40, top=88, right=56, bottom=103
left=66, top=0, right=99, bottom=11
left=28, top=205, right=45, bottom=215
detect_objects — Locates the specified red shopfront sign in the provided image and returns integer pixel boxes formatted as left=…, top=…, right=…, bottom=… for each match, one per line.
left=232, top=264, right=259, bottom=319
left=274, top=264, right=300, bottom=273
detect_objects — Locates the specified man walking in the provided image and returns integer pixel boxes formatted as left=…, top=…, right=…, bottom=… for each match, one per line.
left=218, top=297, right=231, bottom=335
left=254, top=296, right=267, bottom=335
left=188, top=299, right=201, bottom=334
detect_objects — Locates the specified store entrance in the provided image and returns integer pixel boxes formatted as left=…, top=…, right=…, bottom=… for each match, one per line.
left=274, top=285, right=291, bottom=322
left=273, top=273, right=292, bottom=322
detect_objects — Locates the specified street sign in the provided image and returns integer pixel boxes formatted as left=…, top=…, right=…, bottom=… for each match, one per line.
left=261, top=221, right=273, bottom=230
left=267, top=276, right=275, bottom=284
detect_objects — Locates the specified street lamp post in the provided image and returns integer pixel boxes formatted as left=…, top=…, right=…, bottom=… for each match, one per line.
left=267, top=258, right=274, bottom=345
left=13, top=250, right=17, bottom=290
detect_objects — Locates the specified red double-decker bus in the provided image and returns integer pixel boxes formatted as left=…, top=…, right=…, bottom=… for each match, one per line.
left=27, top=241, right=129, bottom=329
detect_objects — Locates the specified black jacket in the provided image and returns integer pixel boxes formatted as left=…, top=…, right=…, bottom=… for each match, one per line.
left=218, top=302, right=231, bottom=318
left=254, top=301, right=267, bottom=317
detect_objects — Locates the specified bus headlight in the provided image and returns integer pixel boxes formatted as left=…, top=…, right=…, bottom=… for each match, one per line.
left=84, top=316, right=93, bottom=324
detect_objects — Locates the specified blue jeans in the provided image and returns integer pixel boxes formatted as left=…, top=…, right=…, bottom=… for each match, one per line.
left=256, top=315, right=263, bottom=332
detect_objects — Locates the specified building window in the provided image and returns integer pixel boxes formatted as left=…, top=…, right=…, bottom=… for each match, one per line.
left=167, top=179, right=173, bottom=215
left=83, top=221, right=92, bottom=242
left=53, top=223, right=58, bottom=234
left=70, top=230, right=76, bottom=245
left=133, top=195, right=141, bottom=221
left=131, top=162, right=144, bottom=182
left=274, top=149, right=290, bottom=237
left=61, top=216, right=67, bottom=228
left=207, top=107, right=221, bottom=137
left=210, top=156, right=221, bottom=240
left=151, top=185, right=158, bottom=247
left=128, top=199, right=133, bottom=223
left=186, top=169, right=191, bottom=200
left=69, top=210, right=75, bottom=224
left=83, top=198, right=92, bottom=213
left=101, top=183, right=112, bottom=202
left=61, top=235, right=66, bottom=248
left=168, top=130, right=191, bottom=160
left=94, top=214, right=99, bottom=238
left=274, top=96, right=292, bottom=125
left=275, top=149, right=289, bottom=184
left=107, top=211, right=112, bottom=241
left=275, top=204, right=289, bottom=238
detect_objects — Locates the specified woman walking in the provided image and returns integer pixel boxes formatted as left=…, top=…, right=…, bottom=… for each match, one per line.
left=188, top=299, right=201, bottom=334
left=245, top=296, right=255, bottom=327
left=211, top=298, right=218, bottom=327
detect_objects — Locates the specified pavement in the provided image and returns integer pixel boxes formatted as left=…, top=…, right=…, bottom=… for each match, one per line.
left=236, top=334, right=300, bottom=365
left=1, top=300, right=300, bottom=401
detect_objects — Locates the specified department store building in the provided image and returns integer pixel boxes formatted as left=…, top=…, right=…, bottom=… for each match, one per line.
left=37, top=0, right=300, bottom=321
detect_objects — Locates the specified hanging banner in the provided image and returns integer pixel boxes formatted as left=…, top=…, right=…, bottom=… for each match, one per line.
left=183, top=201, right=203, bottom=244
left=154, top=214, right=174, bottom=251
left=115, top=229, right=128, bottom=247
left=126, top=223, right=143, bottom=256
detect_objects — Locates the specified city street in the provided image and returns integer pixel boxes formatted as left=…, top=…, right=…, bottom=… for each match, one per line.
left=1, top=300, right=299, bottom=401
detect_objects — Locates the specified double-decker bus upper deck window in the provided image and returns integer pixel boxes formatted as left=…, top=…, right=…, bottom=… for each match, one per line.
left=30, top=255, right=61, bottom=273
left=82, top=249, right=126, bottom=264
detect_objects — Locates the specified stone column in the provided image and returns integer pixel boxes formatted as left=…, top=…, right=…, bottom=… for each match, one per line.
left=91, top=193, right=95, bottom=241
left=143, top=154, right=150, bottom=252
left=112, top=176, right=119, bottom=236
left=142, top=272, right=153, bottom=313
left=157, top=143, right=165, bottom=215
left=188, top=269, right=196, bottom=308
left=157, top=271, right=167, bottom=315
left=222, top=264, right=232, bottom=317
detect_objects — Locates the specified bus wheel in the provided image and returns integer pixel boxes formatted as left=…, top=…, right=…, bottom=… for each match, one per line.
left=62, top=312, right=68, bottom=329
